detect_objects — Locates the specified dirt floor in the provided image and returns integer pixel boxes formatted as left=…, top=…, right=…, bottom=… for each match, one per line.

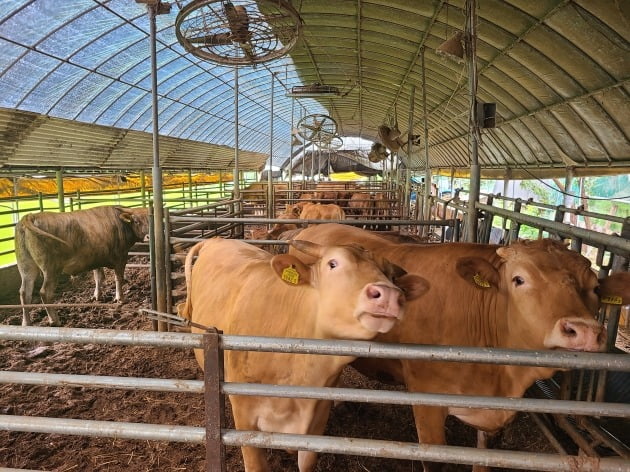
left=0, top=261, right=610, bottom=472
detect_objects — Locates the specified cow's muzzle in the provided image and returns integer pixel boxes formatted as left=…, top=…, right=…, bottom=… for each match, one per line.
left=545, top=317, right=606, bottom=352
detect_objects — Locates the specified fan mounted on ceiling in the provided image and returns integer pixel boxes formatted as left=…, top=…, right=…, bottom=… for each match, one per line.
left=316, top=135, right=343, bottom=151
left=376, top=106, right=421, bottom=153
left=175, top=0, right=302, bottom=65
left=296, top=114, right=338, bottom=143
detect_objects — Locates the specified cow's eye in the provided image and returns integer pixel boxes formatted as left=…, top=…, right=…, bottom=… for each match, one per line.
left=327, top=259, right=338, bottom=269
left=512, top=276, right=525, bottom=286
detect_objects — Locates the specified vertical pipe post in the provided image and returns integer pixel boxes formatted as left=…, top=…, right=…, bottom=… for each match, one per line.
left=267, top=72, right=276, bottom=218
left=148, top=4, right=167, bottom=331
left=421, top=47, right=431, bottom=232
left=233, top=67, right=240, bottom=201
left=289, top=98, right=295, bottom=192
left=405, top=83, right=416, bottom=221
left=502, top=168, right=511, bottom=209
left=563, top=166, right=574, bottom=223
left=465, top=0, right=480, bottom=243
left=140, top=169, right=147, bottom=207
left=187, top=169, right=193, bottom=208
left=204, top=329, right=226, bottom=472
left=56, top=170, right=65, bottom=213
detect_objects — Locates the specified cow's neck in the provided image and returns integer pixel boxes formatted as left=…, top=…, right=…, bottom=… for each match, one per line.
left=463, top=287, right=507, bottom=349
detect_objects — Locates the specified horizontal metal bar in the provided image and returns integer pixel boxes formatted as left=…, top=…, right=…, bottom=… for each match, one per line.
left=1, top=326, right=628, bottom=371
left=0, top=371, right=204, bottom=394
left=0, top=326, right=201, bottom=349
left=0, top=303, right=119, bottom=310
left=220, top=335, right=630, bottom=371
left=4, top=372, right=627, bottom=418
left=0, top=468, right=47, bottom=472
left=477, top=202, right=630, bottom=253
left=0, top=415, right=204, bottom=443
left=222, top=430, right=627, bottom=471
left=168, top=215, right=443, bottom=226
left=2, top=415, right=627, bottom=471
left=222, top=383, right=630, bottom=418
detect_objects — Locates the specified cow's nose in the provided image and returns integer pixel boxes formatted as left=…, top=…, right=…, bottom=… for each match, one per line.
left=550, top=317, right=605, bottom=352
left=367, top=284, right=383, bottom=300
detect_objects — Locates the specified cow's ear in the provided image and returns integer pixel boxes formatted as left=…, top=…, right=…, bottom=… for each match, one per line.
left=394, top=274, right=430, bottom=301
left=118, top=211, right=133, bottom=224
left=456, top=257, right=500, bottom=289
left=271, top=254, right=311, bottom=286
left=597, top=272, right=630, bottom=305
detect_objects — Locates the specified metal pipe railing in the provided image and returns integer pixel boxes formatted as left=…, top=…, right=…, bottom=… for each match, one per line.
left=1, top=325, right=628, bottom=371
left=2, top=371, right=627, bottom=418
left=1, top=416, right=627, bottom=471
left=1, top=326, right=629, bottom=470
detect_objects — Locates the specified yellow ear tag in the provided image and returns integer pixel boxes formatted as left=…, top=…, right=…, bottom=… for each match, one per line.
left=601, top=295, right=622, bottom=305
left=473, top=273, right=491, bottom=288
left=281, top=266, right=300, bottom=285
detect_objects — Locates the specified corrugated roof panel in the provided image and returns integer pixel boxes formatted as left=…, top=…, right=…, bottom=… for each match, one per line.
left=19, top=63, right=90, bottom=112
left=1, top=51, right=61, bottom=108
left=50, top=73, right=116, bottom=120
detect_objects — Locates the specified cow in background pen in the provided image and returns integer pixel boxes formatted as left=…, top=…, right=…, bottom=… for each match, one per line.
left=15, top=205, right=149, bottom=326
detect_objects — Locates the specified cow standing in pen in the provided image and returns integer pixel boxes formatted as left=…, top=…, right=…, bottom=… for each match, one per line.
left=177, top=237, right=429, bottom=472
left=290, top=223, right=625, bottom=472
left=15, top=205, right=149, bottom=326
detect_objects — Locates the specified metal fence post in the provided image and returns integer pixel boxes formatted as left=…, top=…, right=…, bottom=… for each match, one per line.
left=204, top=328, right=226, bottom=472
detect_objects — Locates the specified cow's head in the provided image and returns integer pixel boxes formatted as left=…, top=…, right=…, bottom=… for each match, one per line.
left=272, top=240, right=429, bottom=339
left=456, top=239, right=605, bottom=352
left=118, top=207, right=150, bottom=242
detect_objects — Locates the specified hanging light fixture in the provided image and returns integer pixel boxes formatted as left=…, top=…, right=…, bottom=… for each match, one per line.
left=436, top=31, right=464, bottom=63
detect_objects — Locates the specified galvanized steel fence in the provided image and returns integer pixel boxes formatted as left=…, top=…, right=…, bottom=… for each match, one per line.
left=1, top=325, right=629, bottom=471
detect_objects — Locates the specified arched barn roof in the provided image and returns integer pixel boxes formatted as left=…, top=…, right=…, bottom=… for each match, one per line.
left=0, top=1, right=628, bottom=178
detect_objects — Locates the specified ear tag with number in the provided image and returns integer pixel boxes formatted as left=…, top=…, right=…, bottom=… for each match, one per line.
left=281, top=266, right=300, bottom=284
left=601, top=295, right=622, bottom=305
left=473, top=273, right=491, bottom=288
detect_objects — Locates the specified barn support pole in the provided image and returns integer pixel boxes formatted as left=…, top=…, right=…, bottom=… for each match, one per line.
left=56, top=170, right=65, bottom=213
left=187, top=169, right=193, bottom=208
left=421, top=47, right=431, bottom=235
left=233, top=66, right=240, bottom=206
left=288, top=98, right=295, bottom=192
left=464, top=0, right=481, bottom=243
left=140, top=170, right=147, bottom=207
left=563, top=166, right=574, bottom=223
left=402, top=85, right=415, bottom=221
left=147, top=2, right=167, bottom=331
left=267, top=72, right=276, bottom=218
left=502, top=168, right=511, bottom=208
left=310, top=141, right=315, bottom=183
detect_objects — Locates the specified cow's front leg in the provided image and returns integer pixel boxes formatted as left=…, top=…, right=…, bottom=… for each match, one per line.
left=472, top=430, right=491, bottom=472
left=297, top=399, right=334, bottom=472
left=113, top=265, right=126, bottom=302
left=93, top=268, right=105, bottom=300
left=412, top=404, right=449, bottom=472
left=240, top=446, right=271, bottom=472
left=231, top=399, right=271, bottom=472
left=40, top=270, right=60, bottom=326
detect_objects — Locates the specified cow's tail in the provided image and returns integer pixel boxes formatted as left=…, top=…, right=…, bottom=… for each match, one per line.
left=21, top=214, right=72, bottom=248
left=176, top=240, right=206, bottom=321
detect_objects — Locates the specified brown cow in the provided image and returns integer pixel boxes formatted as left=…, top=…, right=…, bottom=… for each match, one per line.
left=299, top=203, right=346, bottom=224
left=348, top=192, right=374, bottom=218
left=15, top=205, right=149, bottom=326
left=177, top=237, right=429, bottom=472
left=290, top=223, right=615, bottom=472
